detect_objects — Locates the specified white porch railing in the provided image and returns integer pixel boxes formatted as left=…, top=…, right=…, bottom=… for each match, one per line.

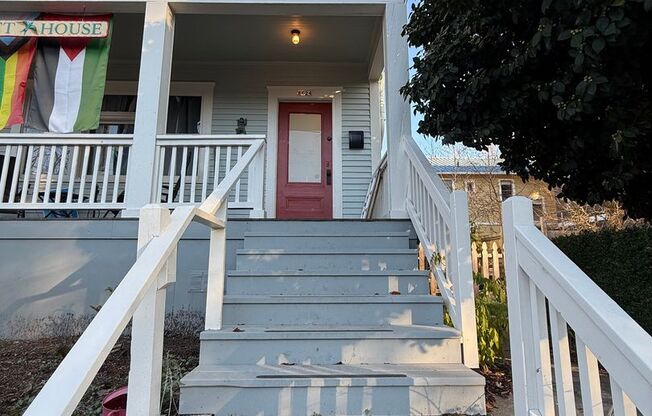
left=403, top=136, right=479, bottom=367
left=0, top=134, right=267, bottom=216
left=503, top=197, right=652, bottom=416
left=154, top=135, right=265, bottom=215
left=361, top=153, right=387, bottom=219
left=363, top=137, right=479, bottom=367
left=0, top=134, right=132, bottom=210
left=23, top=138, right=265, bottom=416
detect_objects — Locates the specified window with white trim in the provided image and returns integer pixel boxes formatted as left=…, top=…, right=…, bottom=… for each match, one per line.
left=499, top=179, right=514, bottom=201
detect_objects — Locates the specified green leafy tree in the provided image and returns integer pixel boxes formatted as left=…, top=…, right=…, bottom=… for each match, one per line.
left=402, top=0, right=652, bottom=218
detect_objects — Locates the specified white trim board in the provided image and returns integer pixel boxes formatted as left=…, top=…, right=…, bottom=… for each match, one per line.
left=266, top=86, right=343, bottom=219
left=104, top=80, right=214, bottom=134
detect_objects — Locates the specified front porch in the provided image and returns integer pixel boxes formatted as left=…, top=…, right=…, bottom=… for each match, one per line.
left=0, top=2, right=408, bottom=220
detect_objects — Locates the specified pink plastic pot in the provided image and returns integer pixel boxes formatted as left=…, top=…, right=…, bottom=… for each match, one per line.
left=101, top=386, right=128, bottom=416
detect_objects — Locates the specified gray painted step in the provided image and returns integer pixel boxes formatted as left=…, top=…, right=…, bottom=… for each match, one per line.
left=243, top=231, right=411, bottom=250
left=222, top=295, right=444, bottom=326
left=199, top=325, right=461, bottom=365
left=236, top=249, right=418, bottom=272
left=225, top=270, right=430, bottom=295
left=179, top=363, right=486, bottom=416
left=233, top=219, right=415, bottom=235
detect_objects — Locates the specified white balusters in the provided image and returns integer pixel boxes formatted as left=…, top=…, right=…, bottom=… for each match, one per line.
left=8, top=145, right=23, bottom=202
left=548, top=308, right=576, bottom=415
left=154, top=135, right=266, bottom=212
left=502, top=197, right=652, bottom=416
left=399, top=135, right=478, bottom=367
left=67, top=146, right=79, bottom=204
left=0, top=135, right=132, bottom=210
left=0, top=144, right=11, bottom=198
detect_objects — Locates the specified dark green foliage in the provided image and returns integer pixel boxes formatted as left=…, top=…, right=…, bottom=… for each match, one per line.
left=553, top=226, right=652, bottom=334
left=402, top=0, right=652, bottom=218
left=474, top=274, right=509, bottom=368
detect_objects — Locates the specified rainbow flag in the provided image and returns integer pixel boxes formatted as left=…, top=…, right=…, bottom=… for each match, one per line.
left=0, top=35, right=37, bottom=130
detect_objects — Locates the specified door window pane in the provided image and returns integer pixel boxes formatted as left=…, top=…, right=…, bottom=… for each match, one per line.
left=288, top=113, right=321, bottom=183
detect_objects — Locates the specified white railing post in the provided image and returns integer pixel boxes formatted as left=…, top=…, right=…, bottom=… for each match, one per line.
left=502, top=196, right=536, bottom=414
left=383, top=3, right=411, bottom=218
left=124, top=1, right=175, bottom=216
left=449, top=190, right=479, bottom=367
left=248, top=141, right=266, bottom=218
left=205, top=201, right=228, bottom=330
left=126, top=204, right=173, bottom=415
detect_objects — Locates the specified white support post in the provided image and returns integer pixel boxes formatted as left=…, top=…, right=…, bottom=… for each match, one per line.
left=383, top=2, right=411, bottom=218
left=205, top=202, right=228, bottom=330
left=369, top=80, right=382, bottom=173
left=448, top=190, right=479, bottom=367
left=502, top=196, right=535, bottom=415
left=247, top=142, right=266, bottom=218
left=124, top=1, right=175, bottom=217
left=126, top=204, right=172, bottom=416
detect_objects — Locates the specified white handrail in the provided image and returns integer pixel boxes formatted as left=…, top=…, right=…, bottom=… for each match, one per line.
left=503, top=197, right=652, bottom=415
left=24, top=138, right=265, bottom=416
left=363, top=136, right=479, bottom=367
left=361, top=153, right=387, bottom=219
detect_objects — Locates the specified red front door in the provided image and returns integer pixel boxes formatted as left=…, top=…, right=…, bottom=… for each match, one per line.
left=276, top=102, right=333, bottom=219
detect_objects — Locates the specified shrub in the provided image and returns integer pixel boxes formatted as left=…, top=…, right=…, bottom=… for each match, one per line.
left=553, top=225, right=652, bottom=334
left=474, top=274, right=509, bottom=369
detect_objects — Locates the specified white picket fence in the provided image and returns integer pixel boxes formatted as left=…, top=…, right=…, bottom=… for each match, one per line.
left=471, top=241, right=504, bottom=279
left=503, top=197, right=652, bottom=415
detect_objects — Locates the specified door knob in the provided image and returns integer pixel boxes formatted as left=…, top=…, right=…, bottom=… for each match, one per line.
left=326, top=168, right=332, bottom=185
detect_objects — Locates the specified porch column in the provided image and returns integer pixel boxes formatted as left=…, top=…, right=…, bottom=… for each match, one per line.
left=383, top=2, right=411, bottom=218
left=123, top=1, right=175, bottom=217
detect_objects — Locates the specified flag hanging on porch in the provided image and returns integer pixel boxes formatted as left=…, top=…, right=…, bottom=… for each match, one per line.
left=0, top=15, right=38, bottom=130
left=26, top=14, right=112, bottom=133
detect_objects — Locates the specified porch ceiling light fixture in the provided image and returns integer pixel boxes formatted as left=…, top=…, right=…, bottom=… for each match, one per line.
left=291, top=29, right=301, bottom=45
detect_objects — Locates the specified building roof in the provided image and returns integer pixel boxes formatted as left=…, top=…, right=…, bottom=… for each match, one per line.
left=432, top=164, right=506, bottom=175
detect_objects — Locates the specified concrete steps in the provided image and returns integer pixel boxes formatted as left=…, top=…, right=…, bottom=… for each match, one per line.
left=236, top=249, right=418, bottom=272
left=225, top=270, right=430, bottom=295
left=243, top=231, right=411, bottom=250
left=179, top=363, right=486, bottom=416
left=198, top=324, right=461, bottom=365
left=222, top=295, right=444, bottom=326
left=179, top=219, right=485, bottom=415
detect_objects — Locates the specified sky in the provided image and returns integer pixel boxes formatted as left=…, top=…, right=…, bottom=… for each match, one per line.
left=404, top=0, right=491, bottom=162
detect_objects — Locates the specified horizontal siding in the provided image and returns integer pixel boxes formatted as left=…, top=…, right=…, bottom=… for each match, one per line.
left=341, top=84, right=372, bottom=218
left=210, top=83, right=373, bottom=218
left=212, top=90, right=268, bottom=135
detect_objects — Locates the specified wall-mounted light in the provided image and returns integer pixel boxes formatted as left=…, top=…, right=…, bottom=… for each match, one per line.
left=291, top=29, right=301, bottom=45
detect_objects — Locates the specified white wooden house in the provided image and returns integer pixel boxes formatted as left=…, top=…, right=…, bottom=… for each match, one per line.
left=0, top=1, right=650, bottom=415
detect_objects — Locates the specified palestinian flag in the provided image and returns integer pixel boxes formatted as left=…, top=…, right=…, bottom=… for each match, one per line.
left=0, top=20, right=37, bottom=130
left=27, top=14, right=112, bottom=133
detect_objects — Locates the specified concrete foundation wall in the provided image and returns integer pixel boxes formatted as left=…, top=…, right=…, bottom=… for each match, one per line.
left=0, top=218, right=252, bottom=337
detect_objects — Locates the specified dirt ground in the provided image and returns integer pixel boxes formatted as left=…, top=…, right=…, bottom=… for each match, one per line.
left=0, top=336, right=199, bottom=416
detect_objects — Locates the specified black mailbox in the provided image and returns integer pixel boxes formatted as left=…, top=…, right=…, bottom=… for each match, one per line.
left=348, top=131, right=364, bottom=149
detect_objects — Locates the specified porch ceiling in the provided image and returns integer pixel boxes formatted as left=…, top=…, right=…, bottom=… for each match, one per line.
left=174, top=14, right=381, bottom=64
left=108, top=13, right=381, bottom=65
